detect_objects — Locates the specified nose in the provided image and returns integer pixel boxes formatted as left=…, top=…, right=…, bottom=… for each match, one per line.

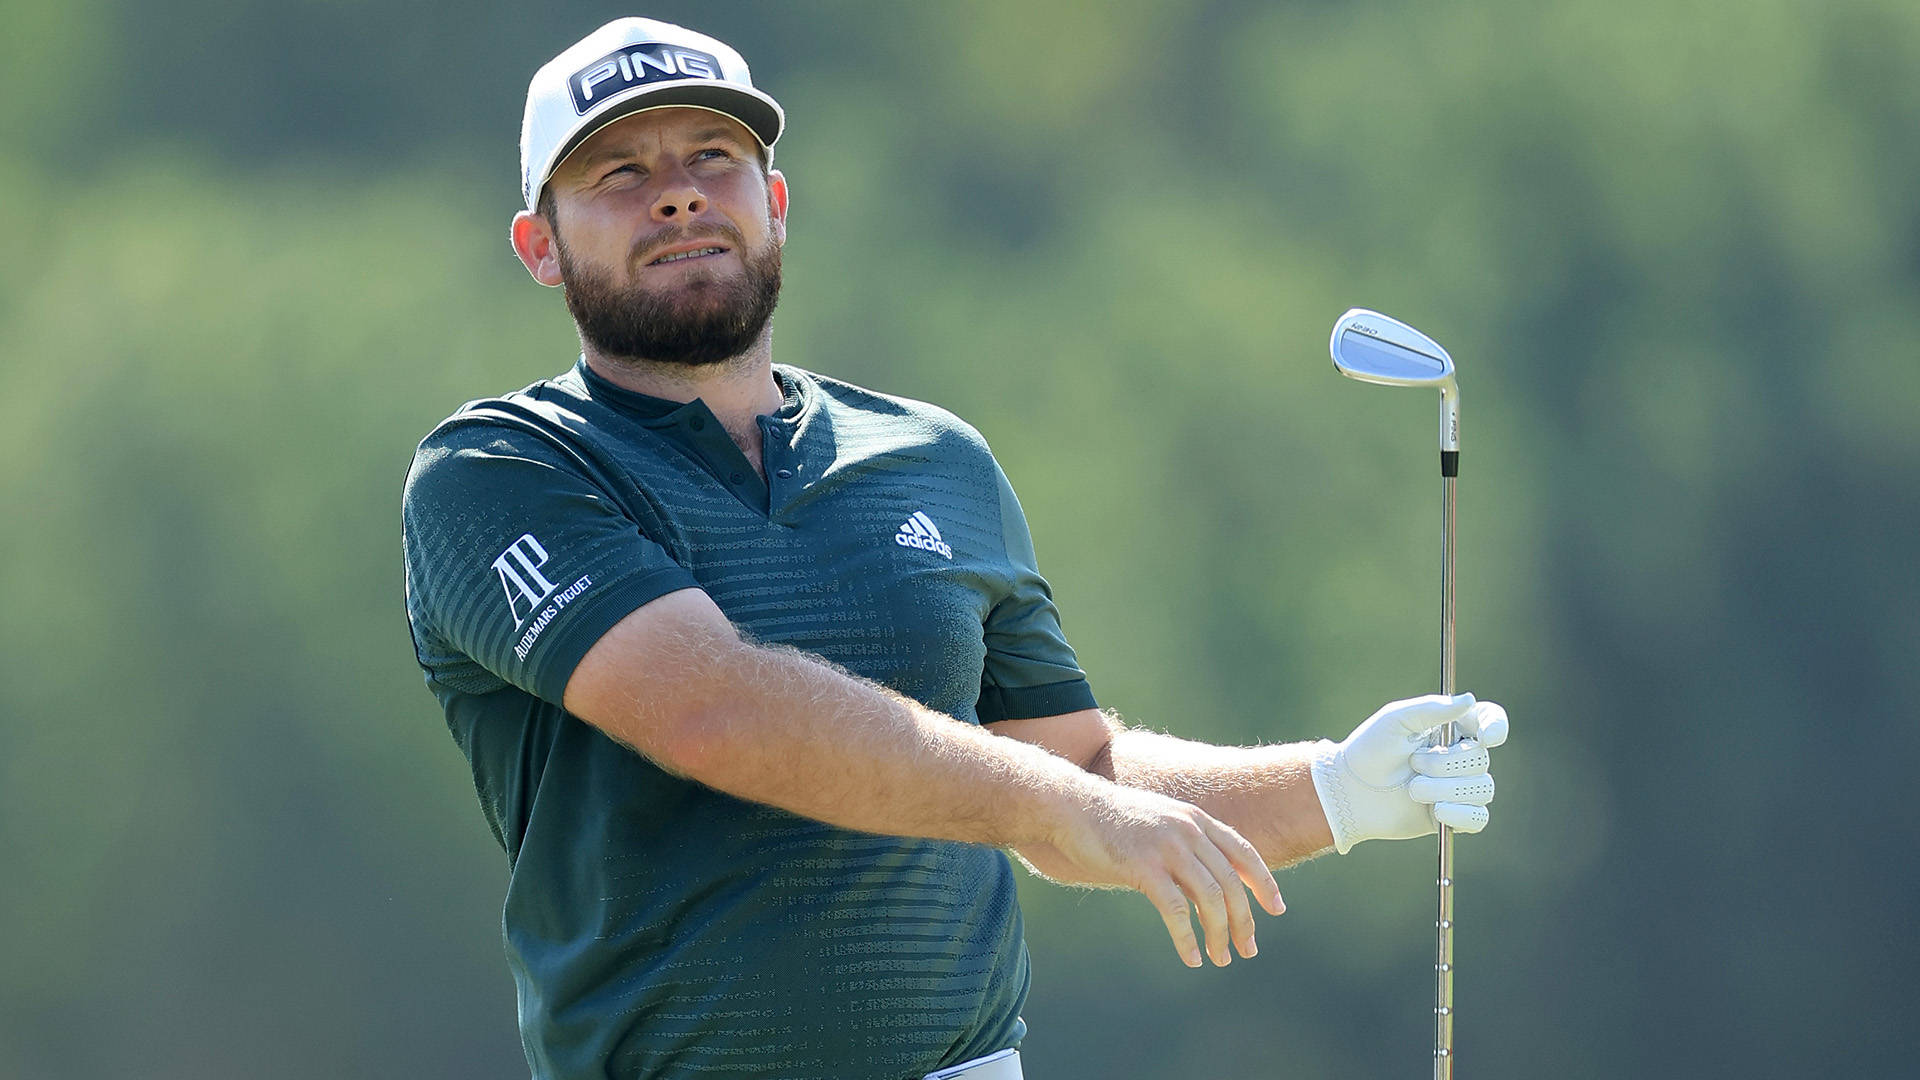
left=651, top=182, right=707, bottom=223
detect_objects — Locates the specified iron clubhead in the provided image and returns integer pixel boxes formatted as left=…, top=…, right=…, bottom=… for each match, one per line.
left=1329, top=307, right=1459, bottom=454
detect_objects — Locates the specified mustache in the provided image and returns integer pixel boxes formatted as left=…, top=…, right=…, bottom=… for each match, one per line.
left=633, top=222, right=748, bottom=265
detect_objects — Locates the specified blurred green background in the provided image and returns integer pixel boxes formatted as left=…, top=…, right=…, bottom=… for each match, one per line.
left=3, top=0, right=1916, bottom=1076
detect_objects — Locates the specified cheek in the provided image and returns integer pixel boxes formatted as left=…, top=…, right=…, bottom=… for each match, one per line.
left=715, top=176, right=777, bottom=235
left=565, top=199, right=653, bottom=263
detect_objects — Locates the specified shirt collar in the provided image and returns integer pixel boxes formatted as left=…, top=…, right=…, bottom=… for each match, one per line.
left=572, top=356, right=815, bottom=428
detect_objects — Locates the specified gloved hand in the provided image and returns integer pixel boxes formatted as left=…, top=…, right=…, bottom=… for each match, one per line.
left=1309, top=693, right=1509, bottom=855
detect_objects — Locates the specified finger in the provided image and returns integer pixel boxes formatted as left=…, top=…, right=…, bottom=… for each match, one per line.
left=1432, top=802, right=1490, bottom=833
left=1169, top=849, right=1235, bottom=967
left=1199, top=816, right=1285, bottom=918
left=1410, top=739, right=1490, bottom=778
left=1140, top=876, right=1203, bottom=968
left=1407, top=773, right=1495, bottom=807
left=1378, top=692, right=1477, bottom=738
left=1457, top=700, right=1509, bottom=748
left=1186, top=828, right=1261, bottom=960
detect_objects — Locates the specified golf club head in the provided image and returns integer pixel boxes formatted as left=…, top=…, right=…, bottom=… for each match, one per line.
left=1329, top=307, right=1460, bottom=457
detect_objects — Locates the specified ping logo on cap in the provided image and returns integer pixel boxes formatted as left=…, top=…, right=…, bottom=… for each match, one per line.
left=569, top=43, right=722, bottom=113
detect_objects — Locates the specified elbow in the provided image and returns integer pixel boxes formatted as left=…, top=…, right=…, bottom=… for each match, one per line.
left=1086, top=730, right=1117, bottom=780
left=1085, top=710, right=1125, bottom=780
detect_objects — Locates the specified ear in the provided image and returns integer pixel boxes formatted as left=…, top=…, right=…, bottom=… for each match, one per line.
left=510, top=209, right=565, bottom=287
left=766, top=169, right=789, bottom=247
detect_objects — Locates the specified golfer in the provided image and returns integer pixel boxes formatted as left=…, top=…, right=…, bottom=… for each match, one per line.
left=401, top=18, right=1509, bottom=1080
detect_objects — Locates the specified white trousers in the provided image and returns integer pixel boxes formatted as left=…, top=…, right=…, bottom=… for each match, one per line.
left=923, top=1047, right=1022, bottom=1080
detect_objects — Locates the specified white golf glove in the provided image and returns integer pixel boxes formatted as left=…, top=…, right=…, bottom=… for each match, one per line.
left=1309, top=693, right=1509, bottom=854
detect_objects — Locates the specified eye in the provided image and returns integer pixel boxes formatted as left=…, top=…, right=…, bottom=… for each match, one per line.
left=695, top=147, right=732, bottom=162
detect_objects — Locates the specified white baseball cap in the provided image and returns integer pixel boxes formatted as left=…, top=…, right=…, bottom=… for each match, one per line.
left=519, top=17, right=785, bottom=211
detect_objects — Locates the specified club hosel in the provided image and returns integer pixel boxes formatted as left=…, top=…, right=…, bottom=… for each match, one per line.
left=1439, top=384, right=1460, bottom=476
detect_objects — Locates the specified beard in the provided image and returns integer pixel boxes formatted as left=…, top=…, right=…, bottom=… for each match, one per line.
left=555, top=223, right=783, bottom=369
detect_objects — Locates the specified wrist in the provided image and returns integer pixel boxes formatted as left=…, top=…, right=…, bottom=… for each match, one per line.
left=1306, top=739, right=1360, bottom=855
left=1023, top=762, right=1106, bottom=851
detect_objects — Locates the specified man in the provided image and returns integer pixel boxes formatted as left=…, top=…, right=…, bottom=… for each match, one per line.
left=401, top=17, right=1509, bottom=1080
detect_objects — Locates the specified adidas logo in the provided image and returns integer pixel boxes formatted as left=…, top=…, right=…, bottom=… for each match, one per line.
left=894, top=511, right=953, bottom=559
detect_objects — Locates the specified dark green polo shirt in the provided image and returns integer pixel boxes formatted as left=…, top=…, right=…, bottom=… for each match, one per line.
left=401, top=359, right=1095, bottom=1080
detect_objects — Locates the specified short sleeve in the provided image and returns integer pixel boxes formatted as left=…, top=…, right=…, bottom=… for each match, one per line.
left=403, top=417, right=700, bottom=704
left=976, top=460, right=1098, bottom=724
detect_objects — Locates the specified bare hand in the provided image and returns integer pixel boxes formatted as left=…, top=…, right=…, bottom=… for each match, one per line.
left=1035, top=785, right=1285, bottom=968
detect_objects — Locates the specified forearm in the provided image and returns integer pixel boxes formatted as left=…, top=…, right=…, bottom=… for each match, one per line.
left=589, top=622, right=1093, bottom=850
left=1099, top=719, right=1336, bottom=869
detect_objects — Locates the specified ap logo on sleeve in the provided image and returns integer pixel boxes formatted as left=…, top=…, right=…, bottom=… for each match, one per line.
left=491, top=533, right=597, bottom=661
left=493, top=534, right=560, bottom=628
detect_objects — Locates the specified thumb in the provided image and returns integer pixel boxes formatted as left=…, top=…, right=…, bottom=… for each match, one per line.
left=1456, top=700, right=1510, bottom=748
left=1340, top=693, right=1477, bottom=785
left=1371, top=692, right=1477, bottom=740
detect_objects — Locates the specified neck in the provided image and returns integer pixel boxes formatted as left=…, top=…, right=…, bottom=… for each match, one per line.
left=581, top=329, right=784, bottom=431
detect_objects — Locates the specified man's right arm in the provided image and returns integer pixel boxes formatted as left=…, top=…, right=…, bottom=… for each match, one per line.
left=562, top=586, right=1286, bottom=969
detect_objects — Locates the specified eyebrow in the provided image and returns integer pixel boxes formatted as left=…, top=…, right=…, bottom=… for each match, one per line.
left=688, top=127, right=748, bottom=146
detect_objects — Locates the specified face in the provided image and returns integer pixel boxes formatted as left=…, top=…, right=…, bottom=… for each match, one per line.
left=512, top=107, right=789, bottom=368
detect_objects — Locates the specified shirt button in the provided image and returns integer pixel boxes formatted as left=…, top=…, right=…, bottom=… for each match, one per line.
left=688, top=415, right=706, bottom=431
left=729, top=471, right=746, bottom=484
left=775, top=469, right=793, bottom=480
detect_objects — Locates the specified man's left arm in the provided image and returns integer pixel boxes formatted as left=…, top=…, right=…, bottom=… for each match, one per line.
left=990, top=695, right=1509, bottom=875
left=989, top=710, right=1332, bottom=874
left=972, top=454, right=1507, bottom=877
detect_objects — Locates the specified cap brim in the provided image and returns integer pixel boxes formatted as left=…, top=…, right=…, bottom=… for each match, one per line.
left=533, top=83, right=784, bottom=208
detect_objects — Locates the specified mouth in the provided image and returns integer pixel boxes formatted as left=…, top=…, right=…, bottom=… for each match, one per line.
left=646, top=244, right=731, bottom=267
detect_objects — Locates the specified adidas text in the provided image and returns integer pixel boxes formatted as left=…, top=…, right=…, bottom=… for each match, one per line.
left=894, top=511, right=953, bottom=559
left=895, top=531, right=953, bottom=559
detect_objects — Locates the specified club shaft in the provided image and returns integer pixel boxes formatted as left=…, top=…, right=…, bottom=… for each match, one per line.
left=1434, top=473, right=1457, bottom=1078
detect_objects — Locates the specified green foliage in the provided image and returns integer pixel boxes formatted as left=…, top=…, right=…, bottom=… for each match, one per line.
left=4, top=1, right=1918, bottom=1076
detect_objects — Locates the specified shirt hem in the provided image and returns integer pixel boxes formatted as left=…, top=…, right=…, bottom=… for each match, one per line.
left=977, top=678, right=1097, bottom=724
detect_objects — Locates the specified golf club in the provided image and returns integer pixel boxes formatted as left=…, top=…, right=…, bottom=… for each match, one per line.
left=1327, top=307, right=1461, bottom=1079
